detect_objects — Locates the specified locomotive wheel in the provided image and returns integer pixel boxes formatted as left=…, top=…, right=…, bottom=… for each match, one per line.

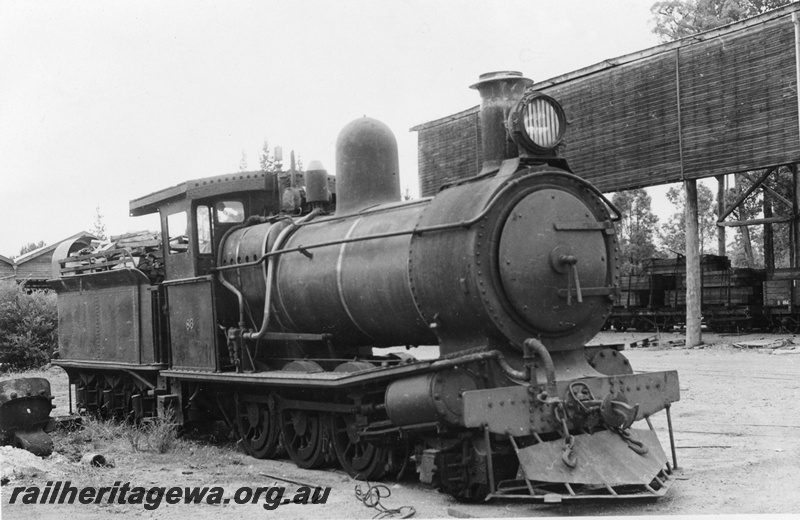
left=280, top=409, right=327, bottom=469
left=236, top=397, right=281, bottom=459
left=329, top=414, right=386, bottom=480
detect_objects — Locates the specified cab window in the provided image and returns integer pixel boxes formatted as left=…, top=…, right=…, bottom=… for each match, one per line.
left=167, top=211, right=188, bottom=255
left=196, top=205, right=212, bottom=255
left=215, top=201, right=244, bottom=223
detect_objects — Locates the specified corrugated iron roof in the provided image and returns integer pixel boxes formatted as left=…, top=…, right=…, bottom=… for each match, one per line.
left=14, top=231, right=95, bottom=265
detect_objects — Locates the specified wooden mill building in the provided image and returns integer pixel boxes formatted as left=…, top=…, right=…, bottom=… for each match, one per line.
left=412, top=3, right=800, bottom=345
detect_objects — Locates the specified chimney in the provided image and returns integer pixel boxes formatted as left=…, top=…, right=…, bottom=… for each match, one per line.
left=470, top=71, right=534, bottom=174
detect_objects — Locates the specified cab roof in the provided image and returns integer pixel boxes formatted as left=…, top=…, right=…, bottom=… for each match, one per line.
left=129, top=170, right=273, bottom=217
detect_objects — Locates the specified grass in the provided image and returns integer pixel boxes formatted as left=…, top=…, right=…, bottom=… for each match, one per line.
left=58, top=410, right=181, bottom=460
left=125, top=408, right=179, bottom=454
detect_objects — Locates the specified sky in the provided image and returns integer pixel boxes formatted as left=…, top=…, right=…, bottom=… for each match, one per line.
left=0, top=0, right=666, bottom=258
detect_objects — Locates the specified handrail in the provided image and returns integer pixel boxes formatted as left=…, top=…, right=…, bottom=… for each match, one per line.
left=213, top=169, right=620, bottom=274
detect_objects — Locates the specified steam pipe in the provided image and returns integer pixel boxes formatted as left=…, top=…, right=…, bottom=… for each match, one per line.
left=494, top=354, right=526, bottom=381
left=523, top=338, right=557, bottom=397
left=217, top=223, right=250, bottom=327
left=242, top=208, right=323, bottom=341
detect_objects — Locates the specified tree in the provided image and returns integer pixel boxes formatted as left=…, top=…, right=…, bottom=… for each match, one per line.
left=659, top=183, right=718, bottom=255
left=91, top=206, right=107, bottom=240
left=238, top=149, right=248, bottom=171
left=259, top=140, right=278, bottom=172
left=0, top=281, right=57, bottom=369
left=651, top=0, right=791, bottom=42
left=725, top=167, right=795, bottom=268
left=611, top=189, right=662, bottom=274
left=18, top=240, right=46, bottom=257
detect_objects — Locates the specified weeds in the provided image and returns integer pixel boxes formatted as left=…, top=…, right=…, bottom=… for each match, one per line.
left=144, top=407, right=179, bottom=454
left=61, top=409, right=180, bottom=458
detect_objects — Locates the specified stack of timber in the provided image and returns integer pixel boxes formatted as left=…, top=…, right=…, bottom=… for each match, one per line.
left=58, top=231, right=164, bottom=283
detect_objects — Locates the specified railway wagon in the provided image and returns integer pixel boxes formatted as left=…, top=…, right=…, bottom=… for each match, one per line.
left=611, top=256, right=765, bottom=332
left=762, top=268, right=800, bottom=331
left=48, top=72, right=679, bottom=503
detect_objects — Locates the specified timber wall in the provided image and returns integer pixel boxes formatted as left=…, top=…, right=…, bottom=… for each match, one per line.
left=0, top=257, right=14, bottom=281
left=413, top=4, right=800, bottom=196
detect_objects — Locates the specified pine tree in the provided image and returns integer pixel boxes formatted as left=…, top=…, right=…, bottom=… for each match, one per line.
left=91, top=206, right=107, bottom=240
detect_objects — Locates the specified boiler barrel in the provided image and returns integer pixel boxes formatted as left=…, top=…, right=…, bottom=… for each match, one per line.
left=273, top=202, right=436, bottom=348
left=220, top=201, right=438, bottom=349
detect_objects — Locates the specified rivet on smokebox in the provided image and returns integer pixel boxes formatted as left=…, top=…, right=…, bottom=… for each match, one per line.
left=81, top=453, right=115, bottom=468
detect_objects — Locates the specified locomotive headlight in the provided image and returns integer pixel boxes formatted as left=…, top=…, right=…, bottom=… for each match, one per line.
left=507, top=90, right=566, bottom=155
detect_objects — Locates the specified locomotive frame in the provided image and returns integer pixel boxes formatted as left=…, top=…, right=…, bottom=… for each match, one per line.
left=48, top=71, right=680, bottom=503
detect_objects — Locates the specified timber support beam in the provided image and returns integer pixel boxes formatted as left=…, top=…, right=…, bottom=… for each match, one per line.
left=685, top=179, right=702, bottom=347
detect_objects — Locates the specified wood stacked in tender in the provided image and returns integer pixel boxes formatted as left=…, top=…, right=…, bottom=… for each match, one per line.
left=58, top=231, right=164, bottom=283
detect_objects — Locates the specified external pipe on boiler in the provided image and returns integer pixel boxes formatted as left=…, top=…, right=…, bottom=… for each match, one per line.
left=242, top=208, right=324, bottom=341
left=213, top=170, right=622, bottom=276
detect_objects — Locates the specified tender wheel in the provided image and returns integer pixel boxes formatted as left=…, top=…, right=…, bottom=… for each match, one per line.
left=75, top=372, right=99, bottom=415
left=329, top=414, right=387, bottom=480
left=280, top=409, right=327, bottom=469
left=236, top=396, right=281, bottom=459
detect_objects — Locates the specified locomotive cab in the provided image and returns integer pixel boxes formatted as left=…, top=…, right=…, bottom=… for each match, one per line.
left=128, top=173, right=281, bottom=280
left=126, top=172, right=283, bottom=372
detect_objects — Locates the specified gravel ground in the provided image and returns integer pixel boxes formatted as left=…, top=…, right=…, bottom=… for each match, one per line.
left=2, top=331, right=799, bottom=518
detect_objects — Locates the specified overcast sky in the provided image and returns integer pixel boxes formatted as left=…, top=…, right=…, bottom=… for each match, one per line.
left=0, top=0, right=662, bottom=258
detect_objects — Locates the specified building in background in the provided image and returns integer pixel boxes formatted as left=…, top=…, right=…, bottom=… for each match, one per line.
left=8, top=232, right=95, bottom=289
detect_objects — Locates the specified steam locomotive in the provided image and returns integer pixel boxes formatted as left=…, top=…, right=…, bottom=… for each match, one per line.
left=48, top=72, right=679, bottom=502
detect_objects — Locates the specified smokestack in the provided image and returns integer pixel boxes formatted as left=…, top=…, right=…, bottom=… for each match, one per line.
left=470, top=71, right=534, bottom=174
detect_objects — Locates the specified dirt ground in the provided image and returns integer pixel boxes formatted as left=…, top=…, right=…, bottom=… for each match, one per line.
left=2, top=331, right=800, bottom=518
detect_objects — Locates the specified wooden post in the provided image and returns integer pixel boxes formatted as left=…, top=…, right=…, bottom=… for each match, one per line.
left=716, top=175, right=726, bottom=256
left=764, top=189, right=775, bottom=273
left=685, top=179, right=702, bottom=347
left=794, top=165, right=800, bottom=269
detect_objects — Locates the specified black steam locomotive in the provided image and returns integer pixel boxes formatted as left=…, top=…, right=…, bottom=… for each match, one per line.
left=48, top=72, right=679, bottom=502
